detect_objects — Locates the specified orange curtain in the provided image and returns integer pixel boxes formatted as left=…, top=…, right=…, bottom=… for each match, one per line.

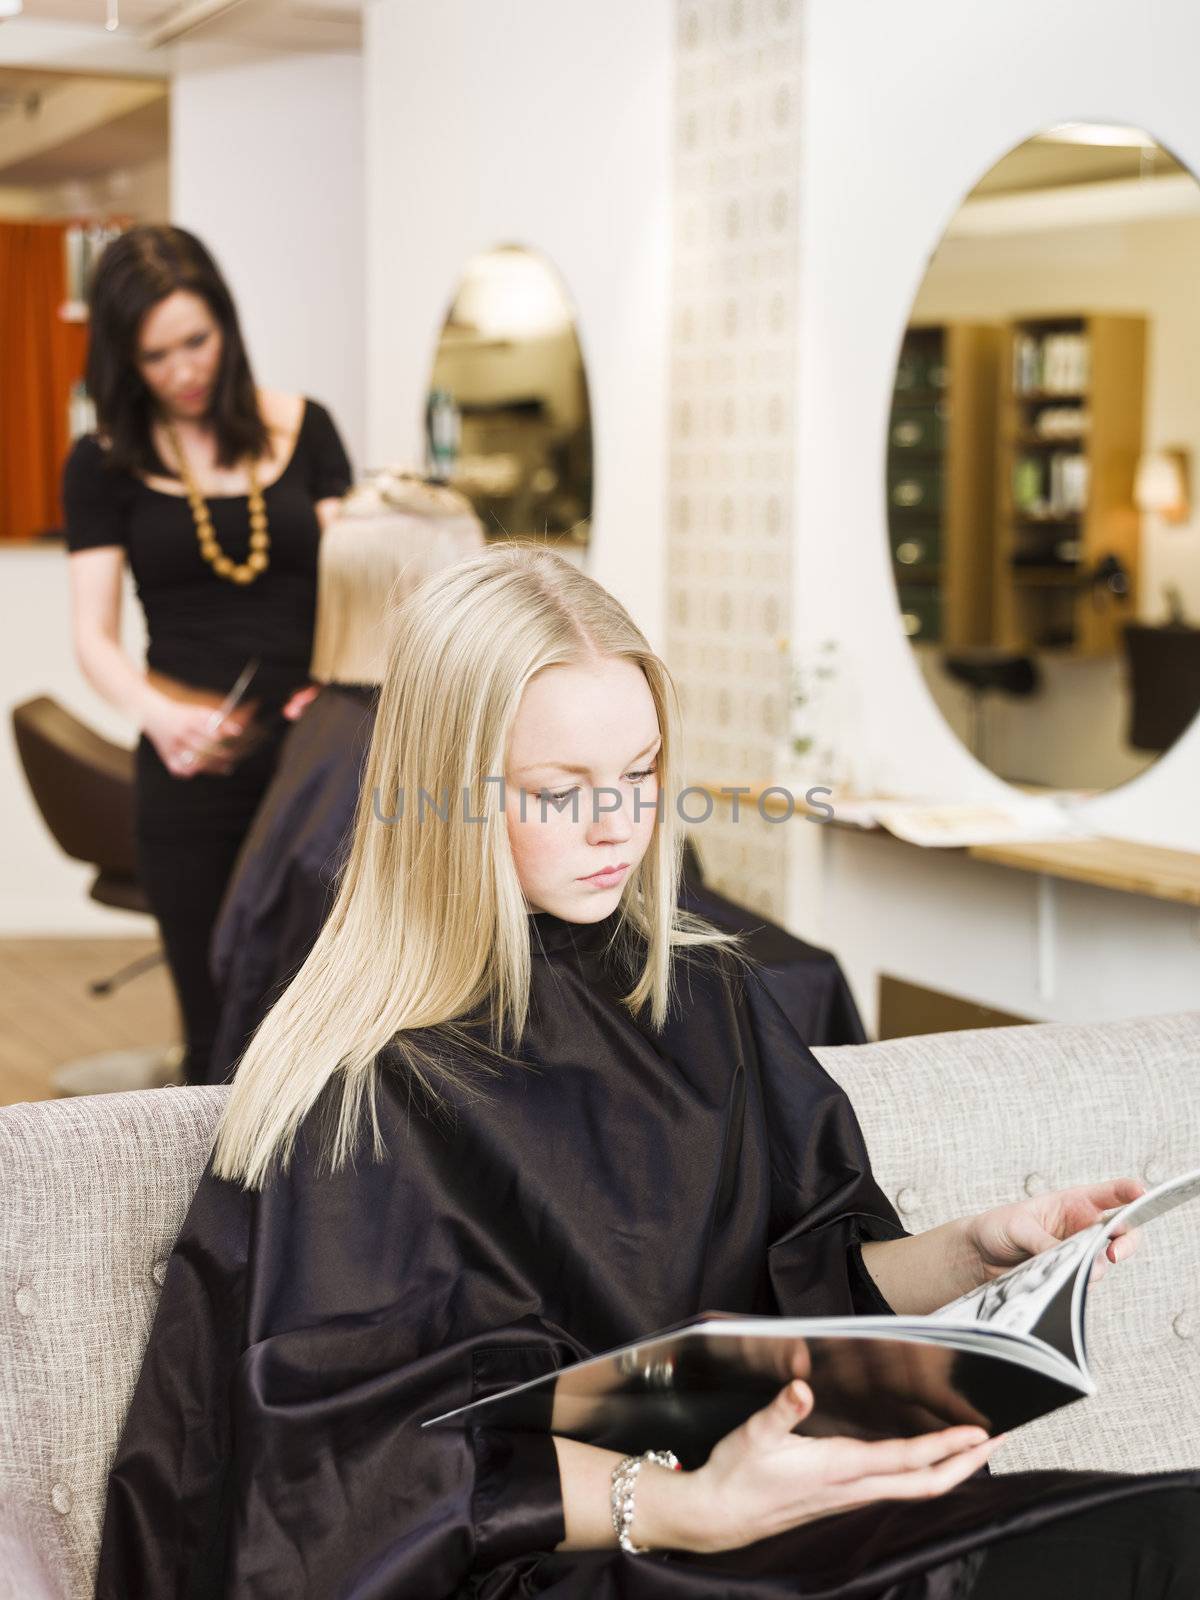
left=0, top=221, right=88, bottom=543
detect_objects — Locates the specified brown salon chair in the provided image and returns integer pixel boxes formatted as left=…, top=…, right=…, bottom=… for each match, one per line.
left=1122, top=622, right=1200, bottom=753
left=10, top=697, right=181, bottom=1095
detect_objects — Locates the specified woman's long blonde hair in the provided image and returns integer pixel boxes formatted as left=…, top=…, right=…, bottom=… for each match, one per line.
left=213, top=541, right=741, bottom=1190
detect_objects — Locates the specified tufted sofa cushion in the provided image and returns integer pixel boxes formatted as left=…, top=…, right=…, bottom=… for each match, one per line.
left=0, top=1087, right=226, bottom=1600
left=0, top=1015, right=1197, bottom=1597
left=815, top=1010, right=1200, bottom=1477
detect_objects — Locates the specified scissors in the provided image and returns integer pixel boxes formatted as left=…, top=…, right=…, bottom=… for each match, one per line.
left=203, top=657, right=260, bottom=737
left=180, top=658, right=260, bottom=769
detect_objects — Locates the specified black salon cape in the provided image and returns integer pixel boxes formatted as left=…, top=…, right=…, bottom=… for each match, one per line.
left=95, top=911, right=1198, bottom=1600
left=210, top=683, right=377, bottom=1083
left=677, top=841, right=867, bottom=1048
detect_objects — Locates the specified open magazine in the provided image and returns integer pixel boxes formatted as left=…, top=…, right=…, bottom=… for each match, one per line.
left=425, top=1166, right=1200, bottom=1465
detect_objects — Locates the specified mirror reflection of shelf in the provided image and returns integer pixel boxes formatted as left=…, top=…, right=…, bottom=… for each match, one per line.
left=888, top=323, right=1001, bottom=648
left=1012, top=570, right=1084, bottom=587
left=996, top=313, right=1145, bottom=659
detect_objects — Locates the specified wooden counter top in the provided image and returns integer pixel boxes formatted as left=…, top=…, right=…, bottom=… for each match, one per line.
left=967, top=836, right=1200, bottom=908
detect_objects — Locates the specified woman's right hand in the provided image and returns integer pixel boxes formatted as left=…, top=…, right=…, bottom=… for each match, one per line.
left=141, top=695, right=240, bottom=778
left=637, top=1380, right=999, bottom=1555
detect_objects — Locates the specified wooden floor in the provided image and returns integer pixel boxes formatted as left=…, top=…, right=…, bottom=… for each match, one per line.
left=0, top=938, right=179, bottom=1107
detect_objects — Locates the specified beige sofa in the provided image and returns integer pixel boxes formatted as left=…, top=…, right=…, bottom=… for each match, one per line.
left=2, top=1011, right=1198, bottom=1599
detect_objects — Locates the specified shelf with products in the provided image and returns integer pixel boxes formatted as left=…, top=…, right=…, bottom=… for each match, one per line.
left=1011, top=569, right=1084, bottom=587
left=58, top=223, right=127, bottom=443
left=995, top=313, right=1145, bottom=659
left=1014, top=433, right=1088, bottom=449
left=887, top=322, right=1001, bottom=649
left=63, top=220, right=126, bottom=306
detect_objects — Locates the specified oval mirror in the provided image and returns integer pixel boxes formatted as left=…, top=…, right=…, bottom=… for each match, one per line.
left=425, top=245, right=592, bottom=560
left=888, top=124, right=1200, bottom=791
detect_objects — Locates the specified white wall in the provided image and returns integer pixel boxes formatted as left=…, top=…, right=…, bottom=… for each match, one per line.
left=797, top=0, right=1200, bottom=850
left=791, top=0, right=1200, bottom=1031
left=363, top=0, right=672, bottom=651
left=171, top=44, right=366, bottom=470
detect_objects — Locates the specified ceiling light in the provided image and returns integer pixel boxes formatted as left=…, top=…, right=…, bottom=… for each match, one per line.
left=1038, top=122, right=1158, bottom=149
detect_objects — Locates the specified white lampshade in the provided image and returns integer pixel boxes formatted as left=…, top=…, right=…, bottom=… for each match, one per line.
left=1134, top=450, right=1189, bottom=520
left=0, top=0, right=24, bottom=16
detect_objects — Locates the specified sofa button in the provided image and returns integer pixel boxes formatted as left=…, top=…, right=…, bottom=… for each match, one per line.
left=1023, top=1173, right=1049, bottom=1197
left=151, top=1260, right=168, bottom=1287
left=14, top=1287, right=35, bottom=1317
left=51, top=1484, right=72, bottom=1515
left=1173, top=1312, right=1193, bottom=1341
left=895, top=1187, right=921, bottom=1217
left=1143, top=1158, right=1166, bottom=1186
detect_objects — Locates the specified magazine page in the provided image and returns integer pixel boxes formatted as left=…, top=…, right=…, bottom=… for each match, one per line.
left=1061, top=1165, right=1200, bottom=1375
left=929, top=1165, right=1200, bottom=1351
left=870, top=797, right=1095, bottom=849
left=928, top=1225, right=1099, bottom=1339
left=1096, top=1166, right=1200, bottom=1230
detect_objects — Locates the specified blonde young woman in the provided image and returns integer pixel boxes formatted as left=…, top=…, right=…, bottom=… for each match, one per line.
left=209, top=475, right=484, bottom=1079
left=95, top=547, right=1199, bottom=1600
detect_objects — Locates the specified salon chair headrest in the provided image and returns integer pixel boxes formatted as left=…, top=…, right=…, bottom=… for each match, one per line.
left=942, top=650, right=1041, bottom=699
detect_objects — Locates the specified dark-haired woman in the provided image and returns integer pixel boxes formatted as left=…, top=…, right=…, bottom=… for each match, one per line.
left=62, top=224, right=353, bottom=1085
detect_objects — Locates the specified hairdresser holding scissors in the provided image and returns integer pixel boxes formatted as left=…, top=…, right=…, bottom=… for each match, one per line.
left=63, top=225, right=352, bottom=1084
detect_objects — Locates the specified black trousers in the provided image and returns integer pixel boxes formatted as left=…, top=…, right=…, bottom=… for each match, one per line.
left=135, top=727, right=286, bottom=1086
left=970, top=1487, right=1200, bottom=1599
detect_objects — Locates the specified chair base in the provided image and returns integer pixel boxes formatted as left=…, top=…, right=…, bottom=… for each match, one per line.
left=52, top=1044, right=184, bottom=1098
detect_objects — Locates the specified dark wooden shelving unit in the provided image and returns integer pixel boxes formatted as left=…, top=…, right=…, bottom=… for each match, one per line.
left=995, top=313, right=1145, bottom=658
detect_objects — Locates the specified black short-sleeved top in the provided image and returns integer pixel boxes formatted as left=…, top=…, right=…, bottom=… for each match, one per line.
left=62, top=398, right=352, bottom=711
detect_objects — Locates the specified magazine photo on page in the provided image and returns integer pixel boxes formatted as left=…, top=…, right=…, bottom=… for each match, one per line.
left=424, top=1166, right=1200, bottom=1466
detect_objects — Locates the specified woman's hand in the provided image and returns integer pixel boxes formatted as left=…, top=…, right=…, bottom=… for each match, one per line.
left=633, top=1380, right=998, bottom=1554
left=963, top=1178, right=1145, bottom=1287
left=282, top=684, right=320, bottom=722
left=142, top=695, right=243, bottom=778
left=862, top=1176, right=1146, bottom=1314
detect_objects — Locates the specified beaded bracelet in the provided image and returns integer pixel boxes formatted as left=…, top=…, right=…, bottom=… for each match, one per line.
left=610, top=1449, right=682, bottom=1554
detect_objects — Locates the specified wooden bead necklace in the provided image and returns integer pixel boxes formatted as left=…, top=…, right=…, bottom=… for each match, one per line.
left=162, top=418, right=271, bottom=586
